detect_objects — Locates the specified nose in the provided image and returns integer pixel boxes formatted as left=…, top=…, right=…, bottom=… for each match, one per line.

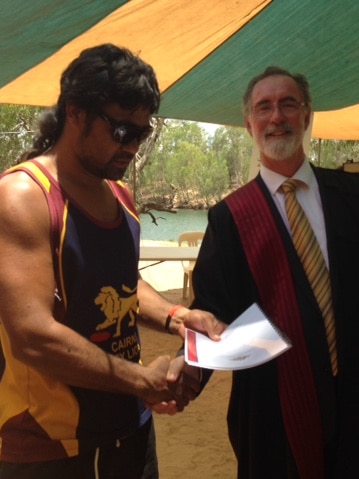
left=121, top=138, right=140, bottom=155
left=269, top=104, right=285, bottom=122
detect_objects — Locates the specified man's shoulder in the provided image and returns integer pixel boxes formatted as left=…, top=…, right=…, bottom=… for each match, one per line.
left=209, top=178, right=260, bottom=218
left=219, top=178, right=262, bottom=204
left=314, top=165, right=359, bottom=195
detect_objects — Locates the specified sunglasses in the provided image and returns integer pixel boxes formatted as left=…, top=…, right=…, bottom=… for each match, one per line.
left=97, top=111, right=153, bottom=145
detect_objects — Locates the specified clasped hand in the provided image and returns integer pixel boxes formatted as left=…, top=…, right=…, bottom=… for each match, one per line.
left=146, top=356, right=201, bottom=415
left=145, top=308, right=226, bottom=414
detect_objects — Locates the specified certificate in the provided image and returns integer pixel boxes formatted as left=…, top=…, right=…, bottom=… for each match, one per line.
left=185, top=303, right=292, bottom=370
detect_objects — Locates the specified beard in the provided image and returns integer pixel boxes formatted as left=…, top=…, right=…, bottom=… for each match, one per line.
left=262, top=136, right=299, bottom=161
left=100, top=157, right=131, bottom=180
left=78, top=152, right=133, bottom=181
left=258, top=124, right=303, bottom=161
left=78, top=122, right=133, bottom=180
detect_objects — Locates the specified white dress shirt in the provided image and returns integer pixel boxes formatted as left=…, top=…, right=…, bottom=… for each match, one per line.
left=260, top=160, right=329, bottom=268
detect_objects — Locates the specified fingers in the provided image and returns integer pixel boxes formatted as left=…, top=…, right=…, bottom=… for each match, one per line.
left=148, top=354, right=171, bottom=373
left=147, top=355, right=172, bottom=388
left=144, top=355, right=173, bottom=404
left=168, top=361, right=202, bottom=411
left=146, top=400, right=178, bottom=416
left=167, top=356, right=184, bottom=383
left=144, top=357, right=202, bottom=415
left=213, top=318, right=227, bottom=336
left=183, top=309, right=227, bottom=341
left=166, top=357, right=191, bottom=411
left=202, top=316, right=226, bottom=340
left=169, top=307, right=226, bottom=341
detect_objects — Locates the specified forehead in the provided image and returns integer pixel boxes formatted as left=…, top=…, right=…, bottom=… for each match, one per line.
left=106, top=103, right=151, bottom=125
left=251, top=75, right=302, bottom=104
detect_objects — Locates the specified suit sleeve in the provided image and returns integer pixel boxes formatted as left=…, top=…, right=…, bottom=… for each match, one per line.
left=192, top=201, right=259, bottom=325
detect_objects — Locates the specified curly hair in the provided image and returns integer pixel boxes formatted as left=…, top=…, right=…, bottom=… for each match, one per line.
left=23, top=44, right=160, bottom=160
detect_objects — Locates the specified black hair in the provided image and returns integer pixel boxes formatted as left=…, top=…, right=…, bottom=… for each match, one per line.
left=23, top=44, right=160, bottom=160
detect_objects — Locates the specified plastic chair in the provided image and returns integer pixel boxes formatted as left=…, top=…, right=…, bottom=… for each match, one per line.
left=178, top=231, right=204, bottom=302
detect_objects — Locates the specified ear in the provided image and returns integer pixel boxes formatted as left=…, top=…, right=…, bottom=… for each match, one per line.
left=66, top=103, right=86, bottom=127
left=304, top=106, right=312, bottom=131
left=245, top=115, right=253, bottom=137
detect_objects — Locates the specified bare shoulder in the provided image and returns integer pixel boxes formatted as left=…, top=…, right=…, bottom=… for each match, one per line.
left=0, top=168, right=54, bottom=328
left=0, top=169, right=50, bottom=241
left=0, top=170, right=56, bottom=353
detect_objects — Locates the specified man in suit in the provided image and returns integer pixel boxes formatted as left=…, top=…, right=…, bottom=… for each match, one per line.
left=192, top=66, right=359, bottom=478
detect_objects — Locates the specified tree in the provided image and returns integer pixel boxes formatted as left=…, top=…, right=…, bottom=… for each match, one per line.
left=139, top=120, right=230, bottom=209
left=0, top=105, right=41, bottom=171
left=211, top=126, right=252, bottom=187
left=309, top=139, right=359, bottom=169
left=3, top=105, right=359, bottom=211
left=126, top=117, right=165, bottom=205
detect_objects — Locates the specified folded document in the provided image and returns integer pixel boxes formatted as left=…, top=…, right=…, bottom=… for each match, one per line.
left=185, top=303, right=292, bottom=370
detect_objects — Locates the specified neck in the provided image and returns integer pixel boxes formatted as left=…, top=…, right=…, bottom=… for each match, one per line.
left=42, top=144, right=106, bottom=190
left=261, top=151, right=306, bottom=177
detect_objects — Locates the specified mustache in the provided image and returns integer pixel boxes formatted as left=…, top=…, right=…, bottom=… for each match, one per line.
left=265, top=124, right=294, bottom=135
left=111, top=152, right=134, bottom=162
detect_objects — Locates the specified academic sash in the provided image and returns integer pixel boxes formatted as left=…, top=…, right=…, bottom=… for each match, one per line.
left=225, top=178, right=324, bottom=479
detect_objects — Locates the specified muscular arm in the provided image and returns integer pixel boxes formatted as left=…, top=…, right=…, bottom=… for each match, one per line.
left=0, top=172, right=171, bottom=404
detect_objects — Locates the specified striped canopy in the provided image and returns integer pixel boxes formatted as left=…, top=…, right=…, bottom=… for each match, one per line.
left=1, top=0, right=359, bottom=139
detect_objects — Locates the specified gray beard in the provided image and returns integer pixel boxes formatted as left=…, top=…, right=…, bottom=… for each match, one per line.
left=262, top=136, right=299, bottom=161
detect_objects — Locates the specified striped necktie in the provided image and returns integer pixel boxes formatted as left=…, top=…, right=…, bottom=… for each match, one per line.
left=280, top=179, right=338, bottom=376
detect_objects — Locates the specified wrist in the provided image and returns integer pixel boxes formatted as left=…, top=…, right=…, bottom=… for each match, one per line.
left=165, top=304, right=188, bottom=335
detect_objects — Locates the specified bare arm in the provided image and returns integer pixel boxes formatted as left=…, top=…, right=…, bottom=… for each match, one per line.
left=0, top=172, right=172, bottom=404
left=137, top=277, right=225, bottom=340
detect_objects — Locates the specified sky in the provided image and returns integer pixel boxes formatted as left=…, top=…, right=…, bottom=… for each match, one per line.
left=198, top=121, right=219, bottom=134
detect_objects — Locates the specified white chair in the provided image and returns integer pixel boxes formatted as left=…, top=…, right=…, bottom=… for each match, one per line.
left=178, top=231, right=204, bottom=302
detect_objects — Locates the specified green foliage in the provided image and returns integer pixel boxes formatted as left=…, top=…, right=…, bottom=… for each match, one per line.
left=140, top=120, right=239, bottom=207
left=309, top=139, right=359, bottom=169
left=2, top=106, right=359, bottom=208
left=0, top=105, right=42, bottom=171
left=138, top=120, right=359, bottom=208
left=211, top=126, right=253, bottom=186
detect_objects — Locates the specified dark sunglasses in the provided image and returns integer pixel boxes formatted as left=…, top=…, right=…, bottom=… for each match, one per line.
left=97, top=111, right=153, bottom=145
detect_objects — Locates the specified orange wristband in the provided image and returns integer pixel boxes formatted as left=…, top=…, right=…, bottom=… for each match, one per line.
left=165, top=304, right=183, bottom=334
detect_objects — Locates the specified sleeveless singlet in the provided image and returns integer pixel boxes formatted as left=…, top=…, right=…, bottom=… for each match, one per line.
left=0, top=160, right=151, bottom=462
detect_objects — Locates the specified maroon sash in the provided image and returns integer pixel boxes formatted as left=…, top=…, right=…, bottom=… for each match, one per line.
left=225, top=179, right=324, bottom=479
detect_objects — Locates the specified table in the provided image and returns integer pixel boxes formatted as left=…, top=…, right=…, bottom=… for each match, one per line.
left=139, top=246, right=200, bottom=300
left=139, top=246, right=199, bottom=263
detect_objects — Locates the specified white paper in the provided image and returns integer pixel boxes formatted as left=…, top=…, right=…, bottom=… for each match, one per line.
left=185, top=303, right=292, bottom=370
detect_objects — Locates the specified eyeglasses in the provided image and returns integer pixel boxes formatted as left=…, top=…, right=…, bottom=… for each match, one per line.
left=97, top=111, right=153, bottom=145
left=251, top=99, right=305, bottom=119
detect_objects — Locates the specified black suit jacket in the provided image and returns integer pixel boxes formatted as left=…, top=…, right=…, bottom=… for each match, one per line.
left=192, top=166, right=359, bottom=479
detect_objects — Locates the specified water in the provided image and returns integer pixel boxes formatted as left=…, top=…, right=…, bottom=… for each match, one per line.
left=140, top=209, right=208, bottom=241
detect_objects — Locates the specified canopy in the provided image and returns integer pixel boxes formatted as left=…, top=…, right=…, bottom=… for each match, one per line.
left=1, top=0, right=359, bottom=140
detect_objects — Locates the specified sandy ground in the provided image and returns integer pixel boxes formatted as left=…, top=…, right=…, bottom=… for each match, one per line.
left=139, top=243, right=237, bottom=478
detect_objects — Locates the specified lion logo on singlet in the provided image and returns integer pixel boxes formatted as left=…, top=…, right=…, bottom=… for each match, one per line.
left=94, top=285, right=137, bottom=337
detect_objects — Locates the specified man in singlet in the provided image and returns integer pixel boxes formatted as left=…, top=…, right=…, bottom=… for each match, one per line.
left=0, top=44, right=223, bottom=479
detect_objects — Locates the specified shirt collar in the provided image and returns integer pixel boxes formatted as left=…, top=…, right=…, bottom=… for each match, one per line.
left=260, top=159, right=314, bottom=195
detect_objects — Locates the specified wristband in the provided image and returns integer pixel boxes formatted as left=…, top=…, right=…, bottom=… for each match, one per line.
left=165, top=304, right=183, bottom=334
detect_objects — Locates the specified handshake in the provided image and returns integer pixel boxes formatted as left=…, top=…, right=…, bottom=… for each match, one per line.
left=140, top=307, right=226, bottom=415
left=143, top=354, right=202, bottom=415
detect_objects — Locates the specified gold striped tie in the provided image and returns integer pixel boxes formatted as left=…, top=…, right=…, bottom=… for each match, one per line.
left=281, top=179, right=338, bottom=376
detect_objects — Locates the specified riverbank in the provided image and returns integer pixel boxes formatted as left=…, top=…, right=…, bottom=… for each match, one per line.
left=140, top=209, right=208, bottom=242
